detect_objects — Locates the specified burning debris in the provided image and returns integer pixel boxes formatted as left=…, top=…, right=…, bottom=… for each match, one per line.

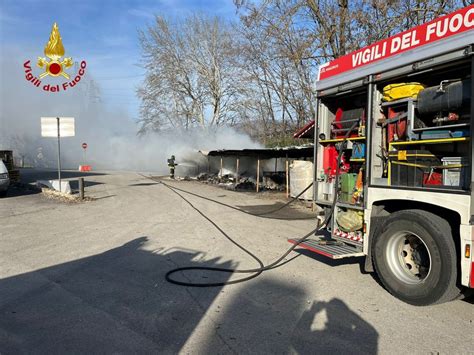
left=170, top=145, right=314, bottom=196
left=196, top=172, right=284, bottom=191
left=195, top=145, right=314, bottom=195
left=262, top=172, right=285, bottom=191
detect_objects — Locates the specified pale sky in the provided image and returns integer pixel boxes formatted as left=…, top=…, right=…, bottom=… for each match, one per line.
left=0, top=0, right=237, bottom=119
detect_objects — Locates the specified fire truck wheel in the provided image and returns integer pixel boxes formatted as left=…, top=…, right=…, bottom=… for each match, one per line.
left=372, top=209, right=461, bottom=306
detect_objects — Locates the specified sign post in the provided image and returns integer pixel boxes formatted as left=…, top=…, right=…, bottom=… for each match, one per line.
left=41, top=117, right=75, bottom=192
left=82, top=142, right=88, bottom=166
left=57, top=117, right=61, bottom=190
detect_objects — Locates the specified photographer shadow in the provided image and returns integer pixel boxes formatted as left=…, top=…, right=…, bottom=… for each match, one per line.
left=291, top=298, right=378, bottom=354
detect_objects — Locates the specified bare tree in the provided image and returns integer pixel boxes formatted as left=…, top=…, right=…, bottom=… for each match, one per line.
left=234, top=1, right=319, bottom=144
left=351, top=0, right=462, bottom=47
left=238, top=0, right=465, bottom=60
left=137, top=1, right=467, bottom=142
left=138, top=15, right=243, bottom=133
left=234, top=0, right=465, bottom=145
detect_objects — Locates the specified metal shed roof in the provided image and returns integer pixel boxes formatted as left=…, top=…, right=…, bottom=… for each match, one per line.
left=293, top=120, right=315, bottom=139
left=199, top=145, right=314, bottom=159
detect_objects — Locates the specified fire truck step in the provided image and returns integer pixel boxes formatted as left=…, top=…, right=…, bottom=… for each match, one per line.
left=288, top=238, right=364, bottom=259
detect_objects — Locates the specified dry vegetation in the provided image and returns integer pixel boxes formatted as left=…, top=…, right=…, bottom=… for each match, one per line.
left=41, top=188, right=94, bottom=203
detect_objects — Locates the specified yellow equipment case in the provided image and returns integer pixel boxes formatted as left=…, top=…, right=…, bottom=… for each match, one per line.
left=382, top=82, right=425, bottom=102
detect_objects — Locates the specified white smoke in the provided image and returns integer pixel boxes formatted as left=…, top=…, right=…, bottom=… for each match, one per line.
left=0, top=47, right=260, bottom=174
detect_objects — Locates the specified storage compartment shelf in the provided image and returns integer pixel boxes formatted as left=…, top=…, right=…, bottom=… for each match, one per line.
left=316, top=199, right=333, bottom=206
left=381, top=97, right=417, bottom=107
left=336, top=202, right=364, bottom=210
left=319, top=136, right=366, bottom=144
left=389, top=137, right=469, bottom=146
left=411, top=122, right=470, bottom=132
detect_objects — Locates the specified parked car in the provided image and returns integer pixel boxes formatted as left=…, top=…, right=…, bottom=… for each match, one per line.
left=0, top=160, right=10, bottom=197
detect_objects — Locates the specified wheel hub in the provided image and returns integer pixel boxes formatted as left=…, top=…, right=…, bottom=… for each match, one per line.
left=386, top=232, right=431, bottom=285
left=402, top=241, right=420, bottom=276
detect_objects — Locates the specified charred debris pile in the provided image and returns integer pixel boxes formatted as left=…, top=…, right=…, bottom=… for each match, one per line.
left=176, top=145, right=314, bottom=193
left=196, top=171, right=285, bottom=191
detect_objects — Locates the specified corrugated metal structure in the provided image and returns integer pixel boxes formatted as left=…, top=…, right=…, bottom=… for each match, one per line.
left=199, top=144, right=314, bottom=158
left=199, top=145, right=314, bottom=195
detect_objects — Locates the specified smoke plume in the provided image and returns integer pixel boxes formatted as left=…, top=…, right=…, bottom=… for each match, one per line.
left=0, top=47, right=260, bottom=175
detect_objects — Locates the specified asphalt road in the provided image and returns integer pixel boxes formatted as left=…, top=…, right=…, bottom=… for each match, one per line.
left=0, top=170, right=473, bottom=354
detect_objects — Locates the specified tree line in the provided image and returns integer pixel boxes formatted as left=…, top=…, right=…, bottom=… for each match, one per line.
left=137, top=0, right=468, bottom=146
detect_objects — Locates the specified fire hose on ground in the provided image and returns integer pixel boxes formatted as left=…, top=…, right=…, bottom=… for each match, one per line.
left=142, top=121, right=358, bottom=287
left=142, top=176, right=315, bottom=221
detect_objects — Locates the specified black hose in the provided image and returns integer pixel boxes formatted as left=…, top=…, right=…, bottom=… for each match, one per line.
left=142, top=175, right=315, bottom=220
left=155, top=122, right=357, bottom=287
left=163, top=184, right=265, bottom=286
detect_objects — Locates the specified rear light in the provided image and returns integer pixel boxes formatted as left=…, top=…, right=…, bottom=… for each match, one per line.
left=466, top=244, right=471, bottom=258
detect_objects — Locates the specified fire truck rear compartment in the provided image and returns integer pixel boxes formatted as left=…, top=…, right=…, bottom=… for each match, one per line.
left=370, top=58, right=472, bottom=190
left=305, top=45, right=473, bottom=294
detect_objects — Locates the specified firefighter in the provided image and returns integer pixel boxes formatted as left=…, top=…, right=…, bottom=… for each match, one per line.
left=167, top=155, right=177, bottom=179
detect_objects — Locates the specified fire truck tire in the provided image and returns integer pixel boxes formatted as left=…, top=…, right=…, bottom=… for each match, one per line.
left=372, top=209, right=461, bottom=306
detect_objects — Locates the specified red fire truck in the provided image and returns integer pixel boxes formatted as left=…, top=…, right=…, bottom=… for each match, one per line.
left=292, top=5, right=474, bottom=305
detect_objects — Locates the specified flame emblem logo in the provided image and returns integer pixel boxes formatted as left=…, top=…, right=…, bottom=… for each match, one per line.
left=37, top=23, right=73, bottom=79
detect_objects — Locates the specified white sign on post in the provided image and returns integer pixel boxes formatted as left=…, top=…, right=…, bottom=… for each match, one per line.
left=40, top=117, right=75, bottom=192
left=41, top=117, right=75, bottom=137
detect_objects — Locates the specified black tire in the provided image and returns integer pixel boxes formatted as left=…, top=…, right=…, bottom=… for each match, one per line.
left=0, top=190, right=7, bottom=198
left=372, top=209, right=461, bottom=306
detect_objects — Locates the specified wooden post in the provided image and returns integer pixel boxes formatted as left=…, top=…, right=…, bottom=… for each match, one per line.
left=236, top=157, right=240, bottom=180
left=79, top=177, right=84, bottom=200
left=285, top=156, right=289, bottom=199
left=256, top=157, right=260, bottom=193
left=220, top=156, right=223, bottom=178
